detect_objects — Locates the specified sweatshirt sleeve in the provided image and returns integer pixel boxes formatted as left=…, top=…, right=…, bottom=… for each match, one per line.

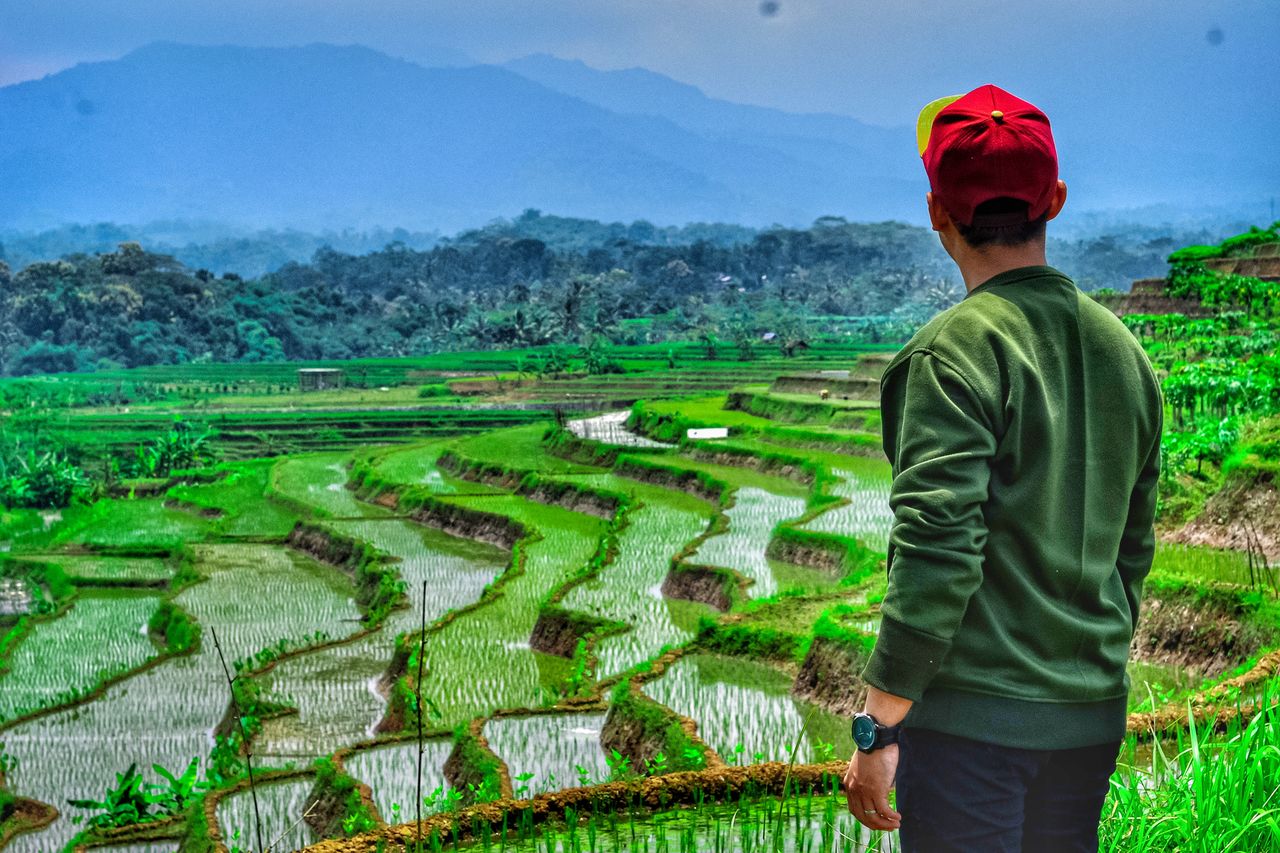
left=1116, top=406, right=1162, bottom=632
left=861, top=349, right=998, bottom=702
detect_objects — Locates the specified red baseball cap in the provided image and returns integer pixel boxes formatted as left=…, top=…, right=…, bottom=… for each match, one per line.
left=916, top=84, right=1058, bottom=227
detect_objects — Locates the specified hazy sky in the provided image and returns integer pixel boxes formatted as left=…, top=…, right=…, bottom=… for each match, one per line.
left=2, top=0, right=1274, bottom=128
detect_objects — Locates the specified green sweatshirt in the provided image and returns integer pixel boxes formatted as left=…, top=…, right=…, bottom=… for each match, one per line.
left=861, top=265, right=1163, bottom=750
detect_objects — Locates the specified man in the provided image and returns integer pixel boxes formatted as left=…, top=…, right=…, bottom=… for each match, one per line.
left=841, top=84, right=1163, bottom=852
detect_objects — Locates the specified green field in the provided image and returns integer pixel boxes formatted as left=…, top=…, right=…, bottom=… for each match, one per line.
left=1, top=301, right=1277, bottom=853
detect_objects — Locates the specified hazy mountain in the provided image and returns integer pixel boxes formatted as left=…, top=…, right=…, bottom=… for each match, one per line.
left=0, top=42, right=921, bottom=231
left=503, top=54, right=1276, bottom=227
left=503, top=53, right=906, bottom=170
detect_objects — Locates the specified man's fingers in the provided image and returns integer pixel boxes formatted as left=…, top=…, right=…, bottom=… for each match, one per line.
left=873, top=791, right=902, bottom=823
left=861, top=797, right=897, bottom=831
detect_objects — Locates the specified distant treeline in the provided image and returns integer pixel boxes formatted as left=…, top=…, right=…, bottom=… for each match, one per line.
left=0, top=211, right=1210, bottom=376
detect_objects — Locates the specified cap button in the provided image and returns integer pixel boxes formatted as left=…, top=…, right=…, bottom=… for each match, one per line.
left=991, top=109, right=1005, bottom=123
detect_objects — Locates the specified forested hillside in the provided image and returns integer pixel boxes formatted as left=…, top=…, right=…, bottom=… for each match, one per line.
left=0, top=213, right=1221, bottom=376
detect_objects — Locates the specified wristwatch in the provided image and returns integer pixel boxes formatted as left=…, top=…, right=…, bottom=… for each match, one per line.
left=851, top=712, right=901, bottom=753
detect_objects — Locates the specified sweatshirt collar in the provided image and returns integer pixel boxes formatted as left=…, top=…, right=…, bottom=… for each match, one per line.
left=964, top=265, right=1069, bottom=299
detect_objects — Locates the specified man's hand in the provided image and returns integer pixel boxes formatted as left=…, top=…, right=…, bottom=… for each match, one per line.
left=842, top=744, right=902, bottom=831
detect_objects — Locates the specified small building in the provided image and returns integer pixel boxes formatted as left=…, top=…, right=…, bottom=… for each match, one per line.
left=0, top=577, right=33, bottom=617
left=298, top=368, right=345, bottom=392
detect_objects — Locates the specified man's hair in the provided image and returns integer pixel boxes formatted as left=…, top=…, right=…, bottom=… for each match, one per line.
left=954, top=197, right=1048, bottom=249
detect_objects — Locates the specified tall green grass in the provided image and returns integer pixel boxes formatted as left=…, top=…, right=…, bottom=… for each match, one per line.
left=1103, top=689, right=1280, bottom=852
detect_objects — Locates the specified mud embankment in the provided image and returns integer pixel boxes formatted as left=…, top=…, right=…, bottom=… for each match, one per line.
left=792, top=636, right=871, bottom=716
left=163, top=498, right=225, bottom=519
left=1099, top=278, right=1214, bottom=318
left=613, top=458, right=725, bottom=504
left=304, top=761, right=383, bottom=839
left=406, top=501, right=525, bottom=551
left=0, top=796, right=58, bottom=850
left=437, top=451, right=621, bottom=519
left=1131, top=584, right=1276, bottom=677
left=444, top=721, right=513, bottom=803
left=295, top=760, right=847, bottom=853
left=768, top=375, right=880, bottom=399
left=600, top=677, right=718, bottom=774
left=1168, top=470, right=1280, bottom=563
left=660, top=563, right=737, bottom=612
left=530, top=607, right=620, bottom=658
left=765, top=531, right=844, bottom=573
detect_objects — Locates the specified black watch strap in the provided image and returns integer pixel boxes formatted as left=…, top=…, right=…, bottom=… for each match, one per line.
left=852, top=712, right=902, bottom=753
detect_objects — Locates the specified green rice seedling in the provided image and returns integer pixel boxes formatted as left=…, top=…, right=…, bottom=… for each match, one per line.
left=18, top=555, right=172, bottom=584
left=803, top=466, right=893, bottom=555
left=86, top=845, right=181, bottom=853
left=483, top=713, right=611, bottom=794
left=0, top=544, right=360, bottom=853
left=272, top=452, right=387, bottom=518
left=0, top=590, right=161, bottom=722
left=52, top=499, right=209, bottom=550
left=1125, top=660, right=1199, bottom=712
left=405, top=495, right=603, bottom=727
left=691, top=488, right=807, bottom=599
left=1150, top=542, right=1256, bottom=586
left=256, top=521, right=503, bottom=759
left=431, top=787, right=894, bottom=852
left=452, top=425, right=587, bottom=475
left=168, top=459, right=301, bottom=537
left=216, top=777, right=319, bottom=853
left=555, top=477, right=711, bottom=678
left=368, top=442, right=460, bottom=492
left=343, top=740, right=453, bottom=827
left=641, top=654, right=854, bottom=763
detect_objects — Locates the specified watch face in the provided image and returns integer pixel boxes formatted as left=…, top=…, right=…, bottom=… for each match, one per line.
left=852, top=714, right=877, bottom=750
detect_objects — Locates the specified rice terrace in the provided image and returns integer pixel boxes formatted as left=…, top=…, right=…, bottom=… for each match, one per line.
left=0, top=222, right=1274, bottom=853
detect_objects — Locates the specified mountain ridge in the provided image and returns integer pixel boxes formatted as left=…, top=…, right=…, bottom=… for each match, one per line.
left=0, top=42, right=920, bottom=231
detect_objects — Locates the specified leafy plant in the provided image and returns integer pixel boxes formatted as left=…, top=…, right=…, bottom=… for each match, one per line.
left=147, top=757, right=208, bottom=813
left=67, top=763, right=155, bottom=828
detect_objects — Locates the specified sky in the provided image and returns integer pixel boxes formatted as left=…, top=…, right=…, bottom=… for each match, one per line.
left=1, top=0, right=1275, bottom=226
left=2, top=0, right=1275, bottom=128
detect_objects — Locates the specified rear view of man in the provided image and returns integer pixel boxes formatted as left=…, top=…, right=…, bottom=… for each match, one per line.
left=841, top=84, right=1163, bottom=852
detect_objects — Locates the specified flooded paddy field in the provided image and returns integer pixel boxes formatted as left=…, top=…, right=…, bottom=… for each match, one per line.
left=0, top=399, right=1270, bottom=853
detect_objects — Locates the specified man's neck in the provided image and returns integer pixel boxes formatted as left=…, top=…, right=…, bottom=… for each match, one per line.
left=953, top=244, right=1049, bottom=293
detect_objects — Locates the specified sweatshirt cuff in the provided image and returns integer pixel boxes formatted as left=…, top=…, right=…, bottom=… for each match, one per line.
left=860, top=615, right=952, bottom=702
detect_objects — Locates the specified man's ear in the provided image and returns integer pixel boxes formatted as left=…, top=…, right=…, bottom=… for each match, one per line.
left=1045, top=180, right=1068, bottom=222
left=926, top=192, right=951, bottom=232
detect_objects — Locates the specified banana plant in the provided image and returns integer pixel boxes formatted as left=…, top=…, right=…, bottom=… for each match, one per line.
left=147, top=757, right=208, bottom=813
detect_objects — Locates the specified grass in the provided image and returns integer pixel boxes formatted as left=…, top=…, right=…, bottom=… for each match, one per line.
left=690, top=488, right=809, bottom=599
left=0, top=590, right=162, bottom=723
left=554, top=475, right=714, bottom=679
left=484, top=712, right=612, bottom=796
left=216, top=776, right=318, bottom=853
left=642, top=653, right=852, bottom=764
left=51, top=499, right=210, bottom=550
left=0, top=544, right=362, bottom=853
left=255, top=520, right=505, bottom=760
left=342, top=740, right=453, bottom=828
left=1102, top=690, right=1280, bottom=852
left=167, top=459, right=301, bottom=537
left=451, top=425, right=589, bottom=475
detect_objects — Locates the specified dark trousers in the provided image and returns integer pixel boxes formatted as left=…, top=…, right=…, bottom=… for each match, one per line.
left=897, top=727, right=1119, bottom=853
